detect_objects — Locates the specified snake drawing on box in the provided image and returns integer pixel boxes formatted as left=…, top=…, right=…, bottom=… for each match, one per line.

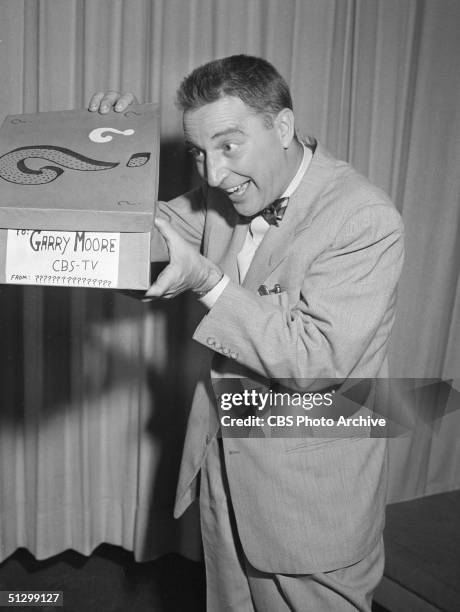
left=0, top=145, right=150, bottom=185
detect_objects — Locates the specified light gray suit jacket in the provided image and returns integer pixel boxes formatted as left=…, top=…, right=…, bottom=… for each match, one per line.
left=153, top=142, right=404, bottom=574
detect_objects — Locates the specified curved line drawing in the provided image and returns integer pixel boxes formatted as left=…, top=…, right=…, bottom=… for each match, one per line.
left=124, top=111, right=141, bottom=118
left=89, top=127, right=135, bottom=143
left=0, top=145, right=119, bottom=185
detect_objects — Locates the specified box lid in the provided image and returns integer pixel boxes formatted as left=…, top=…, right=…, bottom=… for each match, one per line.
left=0, top=104, right=159, bottom=232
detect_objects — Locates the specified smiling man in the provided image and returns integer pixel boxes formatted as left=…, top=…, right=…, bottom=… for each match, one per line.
left=183, top=94, right=302, bottom=215
left=90, top=55, right=404, bottom=611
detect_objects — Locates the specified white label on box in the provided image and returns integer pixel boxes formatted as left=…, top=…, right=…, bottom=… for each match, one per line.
left=5, top=229, right=120, bottom=288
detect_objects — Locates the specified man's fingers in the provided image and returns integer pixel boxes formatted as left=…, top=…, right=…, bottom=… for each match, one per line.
left=88, top=92, right=105, bottom=112
left=114, top=92, right=138, bottom=111
left=98, top=91, right=122, bottom=113
left=88, top=90, right=139, bottom=114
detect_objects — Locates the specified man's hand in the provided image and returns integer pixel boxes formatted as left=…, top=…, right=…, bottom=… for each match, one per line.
left=144, top=218, right=223, bottom=300
left=88, top=90, right=139, bottom=114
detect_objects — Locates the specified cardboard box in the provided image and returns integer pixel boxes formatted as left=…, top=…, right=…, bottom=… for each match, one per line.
left=0, top=104, right=159, bottom=289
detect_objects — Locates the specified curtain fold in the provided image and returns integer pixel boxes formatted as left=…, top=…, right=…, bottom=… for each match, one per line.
left=385, top=0, right=460, bottom=502
left=0, top=0, right=458, bottom=561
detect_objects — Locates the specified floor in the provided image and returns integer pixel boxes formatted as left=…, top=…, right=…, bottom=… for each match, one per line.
left=374, top=490, right=460, bottom=612
left=0, top=545, right=206, bottom=612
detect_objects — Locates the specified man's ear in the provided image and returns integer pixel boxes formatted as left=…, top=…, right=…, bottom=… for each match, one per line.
left=275, top=108, right=296, bottom=149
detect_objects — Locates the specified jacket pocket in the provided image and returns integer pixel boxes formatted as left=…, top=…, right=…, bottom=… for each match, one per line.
left=285, top=437, right=365, bottom=453
left=259, top=290, right=290, bottom=308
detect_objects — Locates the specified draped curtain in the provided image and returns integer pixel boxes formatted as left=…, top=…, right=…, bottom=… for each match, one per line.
left=0, top=0, right=458, bottom=562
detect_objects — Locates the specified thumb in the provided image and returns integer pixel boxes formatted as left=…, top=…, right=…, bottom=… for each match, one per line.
left=154, top=217, right=179, bottom=245
left=154, top=217, right=177, bottom=257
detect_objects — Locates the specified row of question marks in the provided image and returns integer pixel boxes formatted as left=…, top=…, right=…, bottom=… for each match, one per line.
left=34, top=274, right=112, bottom=287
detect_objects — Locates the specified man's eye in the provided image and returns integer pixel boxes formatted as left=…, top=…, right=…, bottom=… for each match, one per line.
left=222, top=143, right=237, bottom=153
left=188, top=148, right=204, bottom=161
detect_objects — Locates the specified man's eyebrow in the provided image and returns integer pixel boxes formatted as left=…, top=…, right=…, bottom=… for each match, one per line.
left=211, top=127, right=245, bottom=139
left=184, top=139, right=198, bottom=148
left=184, top=127, right=245, bottom=147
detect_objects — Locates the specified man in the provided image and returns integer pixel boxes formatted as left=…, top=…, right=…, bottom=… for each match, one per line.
left=90, top=55, right=404, bottom=611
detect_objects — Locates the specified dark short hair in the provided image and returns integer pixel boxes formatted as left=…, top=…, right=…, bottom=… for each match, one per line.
left=176, top=54, right=293, bottom=122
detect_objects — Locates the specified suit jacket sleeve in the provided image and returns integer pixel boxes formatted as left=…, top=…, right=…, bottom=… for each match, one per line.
left=192, top=203, right=404, bottom=383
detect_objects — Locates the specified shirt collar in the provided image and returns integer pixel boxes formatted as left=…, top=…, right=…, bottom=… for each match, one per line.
left=248, top=143, right=313, bottom=238
left=280, top=143, right=313, bottom=199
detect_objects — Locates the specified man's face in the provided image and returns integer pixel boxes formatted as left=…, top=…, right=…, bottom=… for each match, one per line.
left=183, top=96, right=289, bottom=217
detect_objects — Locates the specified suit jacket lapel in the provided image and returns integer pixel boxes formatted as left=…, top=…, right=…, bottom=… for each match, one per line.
left=204, top=188, right=249, bottom=284
left=218, top=219, right=248, bottom=283
left=242, top=143, right=335, bottom=292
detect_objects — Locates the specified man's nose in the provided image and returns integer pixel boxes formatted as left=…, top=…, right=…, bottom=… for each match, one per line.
left=205, top=155, right=227, bottom=187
